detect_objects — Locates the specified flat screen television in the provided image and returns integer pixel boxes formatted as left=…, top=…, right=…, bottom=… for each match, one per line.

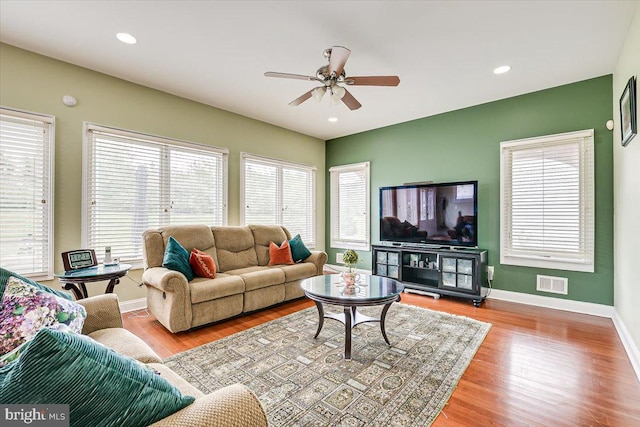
left=379, top=180, right=478, bottom=248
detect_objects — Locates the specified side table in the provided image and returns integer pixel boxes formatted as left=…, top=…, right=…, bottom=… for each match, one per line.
left=55, top=264, right=131, bottom=300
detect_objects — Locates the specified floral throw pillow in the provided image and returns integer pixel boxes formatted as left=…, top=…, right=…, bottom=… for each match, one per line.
left=0, top=276, right=87, bottom=363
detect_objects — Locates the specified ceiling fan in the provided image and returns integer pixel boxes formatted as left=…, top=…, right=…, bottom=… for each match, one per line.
left=264, top=46, right=400, bottom=111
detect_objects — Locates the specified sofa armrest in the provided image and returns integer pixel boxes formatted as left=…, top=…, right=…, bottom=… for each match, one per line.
left=142, top=267, right=190, bottom=294
left=305, top=250, right=328, bottom=275
left=77, top=294, right=124, bottom=334
left=149, top=384, right=268, bottom=427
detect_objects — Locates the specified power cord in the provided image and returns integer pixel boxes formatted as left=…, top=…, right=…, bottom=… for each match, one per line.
left=486, top=277, right=492, bottom=298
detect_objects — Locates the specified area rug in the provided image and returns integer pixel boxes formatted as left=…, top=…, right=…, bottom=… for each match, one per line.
left=165, top=303, right=491, bottom=426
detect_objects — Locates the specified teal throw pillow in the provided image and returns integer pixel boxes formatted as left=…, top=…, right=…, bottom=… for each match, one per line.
left=162, top=236, right=194, bottom=281
left=289, top=234, right=312, bottom=263
left=0, top=328, right=195, bottom=427
left=0, top=267, right=72, bottom=301
left=0, top=276, right=86, bottom=365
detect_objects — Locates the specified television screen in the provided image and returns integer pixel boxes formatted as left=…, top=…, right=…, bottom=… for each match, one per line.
left=379, top=181, right=478, bottom=247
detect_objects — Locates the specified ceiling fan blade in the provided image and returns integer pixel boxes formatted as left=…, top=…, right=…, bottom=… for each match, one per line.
left=288, top=89, right=314, bottom=106
left=328, top=46, right=351, bottom=77
left=344, top=76, right=400, bottom=86
left=265, top=72, right=318, bottom=81
left=341, top=88, right=362, bottom=110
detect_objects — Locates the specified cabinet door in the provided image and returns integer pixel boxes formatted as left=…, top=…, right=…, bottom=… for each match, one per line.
left=440, top=256, right=476, bottom=293
left=377, top=251, right=388, bottom=264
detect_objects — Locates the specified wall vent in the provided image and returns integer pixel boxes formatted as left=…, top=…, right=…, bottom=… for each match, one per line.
left=536, top=275, right=568, bottom=295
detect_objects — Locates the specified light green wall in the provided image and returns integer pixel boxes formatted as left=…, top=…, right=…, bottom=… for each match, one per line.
left=0, top=43, right=325, bottom=302
left=326, top=76, right=614, bottom=305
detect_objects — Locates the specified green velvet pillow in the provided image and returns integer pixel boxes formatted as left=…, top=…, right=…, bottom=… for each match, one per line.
left=0, top=328, right=195, bottom=427
left=162, top=236, right=194, bottom=281
left=0, top=267, right=72, bottom=301
left=289, top=234, right=312, bottom=263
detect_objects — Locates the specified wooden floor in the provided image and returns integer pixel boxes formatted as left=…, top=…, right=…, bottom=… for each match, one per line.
left=123, top=294, right=640, bottom=426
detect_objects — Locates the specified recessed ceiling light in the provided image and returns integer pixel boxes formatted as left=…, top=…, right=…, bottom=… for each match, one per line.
left=328, top=117, right=338, bottom=123
left=493, top=65, right=511, bottom=75
left=116, top=32, right=137, bottom=45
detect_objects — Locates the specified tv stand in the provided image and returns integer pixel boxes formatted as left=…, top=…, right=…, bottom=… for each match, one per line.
left=372, top=244, right=488, bottom=307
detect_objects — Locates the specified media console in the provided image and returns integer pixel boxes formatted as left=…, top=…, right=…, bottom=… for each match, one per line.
left=372, top=244, right=488, bottom=307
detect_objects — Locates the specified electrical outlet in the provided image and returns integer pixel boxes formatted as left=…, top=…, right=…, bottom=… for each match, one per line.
left=487, top=265, right=494, bottom=281
left=336, top=252, right=344, bottom=264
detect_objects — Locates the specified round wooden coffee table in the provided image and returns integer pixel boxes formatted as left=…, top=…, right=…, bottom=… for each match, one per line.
left=300, top=274, right=404, bottom=360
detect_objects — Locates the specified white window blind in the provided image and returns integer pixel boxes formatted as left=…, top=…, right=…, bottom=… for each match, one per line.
left=500, top=129, right=594, bottom=272
left=83, top=124, right=228, bottom=264
left=0, top=108, right=55, bottom=279
left=330, top=162, right=370, bottom=250
left=241, top=153, right=316, bottom=247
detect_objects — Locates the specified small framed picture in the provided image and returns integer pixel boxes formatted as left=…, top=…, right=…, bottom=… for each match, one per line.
left=620, top=76, right=637, bottom=147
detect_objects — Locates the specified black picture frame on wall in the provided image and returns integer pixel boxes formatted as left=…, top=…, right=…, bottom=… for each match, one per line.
left=620, top=76, right=637, bottom=147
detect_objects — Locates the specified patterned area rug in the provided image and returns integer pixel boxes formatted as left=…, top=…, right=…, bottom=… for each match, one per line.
left=165, top=303, right=491, bottom=426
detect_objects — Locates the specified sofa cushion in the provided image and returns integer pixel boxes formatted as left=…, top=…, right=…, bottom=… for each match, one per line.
left=268, top=240, right=294, bottom=266
left=213, top=226, right=258, bottom=272
left=0, top=328, right=195, bottom=427
left=289, top=234, right=312, bottom=263
left=224, top=266, right=286, bottom=292
left=278, top=262, right=318, bottom=282
left=0, top=276, right=86, bottom=360
left=0, top=267, right=72, bottom=300
left=189, top=248, right=217, bottom=278
left=189, top=274, right=245, bottom=304
left=249, top=224, right=289, bottom=266
left=163, top=236, right=194, bottom=281
left=88, top=328, right=163, bottom=364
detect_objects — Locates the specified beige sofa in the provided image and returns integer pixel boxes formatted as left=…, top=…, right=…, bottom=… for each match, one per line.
left=79, top=293, right=268, bottom=426
left=142, top=224, right=327, bottom=333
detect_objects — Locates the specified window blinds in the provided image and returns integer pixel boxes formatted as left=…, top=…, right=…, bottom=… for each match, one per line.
left=500, top=129, right=594, bottom=272
left=241, top=153, right=316, bottom=247
left=0, top=109, right=54, bottom=279
left=84, top=124, right=227, bottom=264
left=330, top=162, right=370, bottom=250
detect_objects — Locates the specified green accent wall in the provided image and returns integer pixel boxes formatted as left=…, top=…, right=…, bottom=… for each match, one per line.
left=0, top=43, right=325, bottom=302
left=326, top=75, right=613, bottom=305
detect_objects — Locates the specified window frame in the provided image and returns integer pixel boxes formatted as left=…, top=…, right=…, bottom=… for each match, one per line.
left=0, top=107, right=55, bottom=280
left=330, top=161, right=371, bottom=250
left=82, top=123, right=228, bottom=266
left=240, top=152, right=316, bottom=247
left=500, top=129, right=595, bottom=272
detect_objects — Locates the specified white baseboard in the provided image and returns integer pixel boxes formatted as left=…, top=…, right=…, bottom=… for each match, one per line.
left=119, top=297, right=147, bottom=313
left=612, top=311, right=640, bottom=383
left=487, top=288, right=616, bottom=318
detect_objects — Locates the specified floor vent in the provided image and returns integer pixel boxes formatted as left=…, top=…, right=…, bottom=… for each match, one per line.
left=536, top=275, right=568, bottom=295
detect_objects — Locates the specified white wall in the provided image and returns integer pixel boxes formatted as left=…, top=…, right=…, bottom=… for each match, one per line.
left=613, top=5, right=640, bottom=369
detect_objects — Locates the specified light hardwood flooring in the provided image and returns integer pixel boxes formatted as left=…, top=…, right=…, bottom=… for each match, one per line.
left=123, top=293, right=640, bottom=426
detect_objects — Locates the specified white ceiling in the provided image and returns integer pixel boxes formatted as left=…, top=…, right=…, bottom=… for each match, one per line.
left=1, top=1, right=637, bottom=140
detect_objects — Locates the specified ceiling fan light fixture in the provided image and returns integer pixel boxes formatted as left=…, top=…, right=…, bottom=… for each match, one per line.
left=311, top=87, right=326, bottom=102
left=328, top=117, right=338, bottom=123
left=331, top=85, right=346, bottom=101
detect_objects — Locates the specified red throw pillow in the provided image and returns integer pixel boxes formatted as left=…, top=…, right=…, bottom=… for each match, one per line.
left=268, top=240, right=294, bottom=266
left=189, top=248, right=216, bottom=278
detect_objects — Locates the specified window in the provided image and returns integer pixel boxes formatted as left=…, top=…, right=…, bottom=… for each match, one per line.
left=0, top=108, right=55, bottom=279
left=241, top=153, right=316, bottom=247
left=83, top=123, right=228, bottom=264
left=330, top=162, right=370, bottom=250
left=500, top=129, right=594, bottom=272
